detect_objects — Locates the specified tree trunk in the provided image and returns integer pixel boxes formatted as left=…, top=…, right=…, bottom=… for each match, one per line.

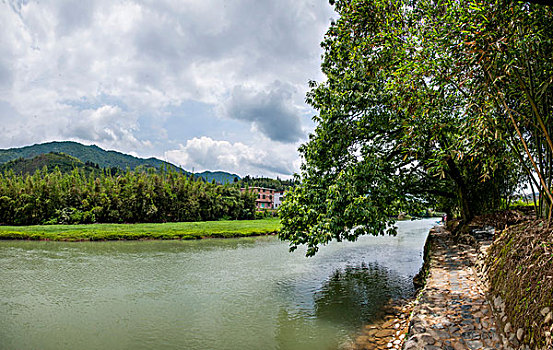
left=458, top=184, right=473, bottom=223
left=445, top=157, right=474, bottom=223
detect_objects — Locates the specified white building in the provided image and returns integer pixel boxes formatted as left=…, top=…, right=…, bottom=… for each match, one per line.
left=273, top=191, right=286, bottom=209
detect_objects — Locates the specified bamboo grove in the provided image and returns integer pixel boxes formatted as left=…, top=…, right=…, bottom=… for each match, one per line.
left=420, top=0, right=553, bottom=219
left=0, top=167, right=256, bottom=225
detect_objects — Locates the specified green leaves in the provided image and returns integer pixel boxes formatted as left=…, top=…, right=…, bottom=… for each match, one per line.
left=280, top=0, right=551, bottom=255
left=0, top=168, right=256, bottom=225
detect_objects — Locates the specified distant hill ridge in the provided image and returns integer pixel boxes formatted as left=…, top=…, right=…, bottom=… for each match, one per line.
left=0, top=152, right=101, bottom=176
left=0, top=141, right=240, bottom=183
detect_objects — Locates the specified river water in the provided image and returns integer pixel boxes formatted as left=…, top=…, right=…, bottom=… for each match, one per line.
left=0, top=219, right=436, bottom=350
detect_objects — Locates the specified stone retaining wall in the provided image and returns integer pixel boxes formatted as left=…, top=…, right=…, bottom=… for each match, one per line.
left=476, top=232, right=553, bottom=350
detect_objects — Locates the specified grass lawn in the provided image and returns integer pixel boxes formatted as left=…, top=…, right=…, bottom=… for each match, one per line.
left=0, top=218, right=281, bottom=241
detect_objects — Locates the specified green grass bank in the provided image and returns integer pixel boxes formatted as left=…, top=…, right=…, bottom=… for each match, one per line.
left=0, top=218, right=281, bottom=241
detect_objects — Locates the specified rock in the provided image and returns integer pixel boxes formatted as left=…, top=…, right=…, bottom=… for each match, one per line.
left=465, top=340, right=483, bottom=349
left=545, top=312, right=552, bottom=324
left=376, top=329, right=396, bottom=338
left=403, top=339, right=418, bottom=350
left=504, top=322, right=512, bottom=334
left=516, top=328, right=524, bottom=341
left=423, top=346, right=442, bottom=350
left=419, top=334, right=436, bottom=345
left=450, top=341, right=466, bottom=350
left=367, top=328, right=378, bottom=336
left=541, top=307, right=550, bottom=317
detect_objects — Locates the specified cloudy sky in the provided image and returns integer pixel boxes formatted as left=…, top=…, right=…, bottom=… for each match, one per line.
left=0, top=0, right=335, bottom=178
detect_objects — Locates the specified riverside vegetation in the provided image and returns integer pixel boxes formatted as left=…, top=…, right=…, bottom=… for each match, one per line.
left=0, top=167, right=256, bottom=226
left=0, top=1, right=551, bottom=348
left=0, top=218, right=280, bottom=241
left=275, top=1, right=552, bottom=349
left=279, top=0, right=553, bottom=254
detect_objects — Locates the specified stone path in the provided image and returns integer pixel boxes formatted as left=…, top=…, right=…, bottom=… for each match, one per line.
left=403, top=226, right=504, bottom=350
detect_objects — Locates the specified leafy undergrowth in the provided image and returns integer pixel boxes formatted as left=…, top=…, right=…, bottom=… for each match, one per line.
left=0, top=218, right=281, bottom=241
left=486, top=219, right=553, bottom=348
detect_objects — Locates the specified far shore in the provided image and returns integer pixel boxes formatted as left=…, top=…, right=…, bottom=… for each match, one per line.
left=0, top=218, right=281, bottom=242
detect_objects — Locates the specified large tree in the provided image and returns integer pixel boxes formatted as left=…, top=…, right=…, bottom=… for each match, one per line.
left=279, top=0, right=550, bottom=256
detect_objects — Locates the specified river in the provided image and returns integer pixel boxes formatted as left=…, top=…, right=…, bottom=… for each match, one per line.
left=0, top=218, right=437, bottom=350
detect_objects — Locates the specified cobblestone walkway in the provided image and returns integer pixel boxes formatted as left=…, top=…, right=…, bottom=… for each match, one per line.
left=403, top=227, right=503, bottom=350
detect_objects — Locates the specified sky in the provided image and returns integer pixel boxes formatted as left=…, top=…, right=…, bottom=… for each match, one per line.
left=0, top=0, right=336, bottom=178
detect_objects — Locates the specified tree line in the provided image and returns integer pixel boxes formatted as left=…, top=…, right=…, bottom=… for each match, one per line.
left=0, top=167, right=256, bottom=225
left=279, top=0, right=552, bottom=256
left=238, top=175, right=295, bottom=192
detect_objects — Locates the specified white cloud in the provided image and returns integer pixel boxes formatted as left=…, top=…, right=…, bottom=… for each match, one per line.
left=0, top=0, right=335, bottom=175
left=164, top=136, right=298, bottom=178
left=60, top=105, right=149, bottom=150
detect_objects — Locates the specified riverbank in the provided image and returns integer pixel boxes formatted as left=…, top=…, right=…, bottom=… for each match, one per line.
left=0, top=218, right=281, bottom=241
left=351, top=298, right=414, bottom=349
left=403, top=225, right=503, bottom=349
left=478, top=215, right=553, bottom=349
left=401, top=212, right=553, bottom=350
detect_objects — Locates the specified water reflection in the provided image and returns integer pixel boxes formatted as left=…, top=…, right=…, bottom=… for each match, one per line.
left=273, top=263, right=415, bottom=350
left=0, top=219, right=436, bottom=350
left=1, top=235, right=268, bottom=256
left=314, top=263, right=411, bottom=328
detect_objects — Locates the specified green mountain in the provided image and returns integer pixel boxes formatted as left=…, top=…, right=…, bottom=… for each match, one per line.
left=0, top=141, right=183, bottom=172
left=0, top=152, right=100, bottom=175
left=0, top=141, right=240, bottom=183
left=196, top=171, right=240, bottom=184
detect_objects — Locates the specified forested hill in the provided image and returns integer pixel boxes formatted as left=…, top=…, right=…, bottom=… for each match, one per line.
left=0, top=141, right=240, bottom=183
left=195, top=171, right=240, bottom=184
left=0, top=141, right=181, bottom=172
left=0, top=152, right=100, bottom=175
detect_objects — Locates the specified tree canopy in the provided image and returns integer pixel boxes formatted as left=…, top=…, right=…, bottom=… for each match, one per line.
left=0, top=167, right=256, bottom=225
left=279, top=0, right=552, bottom=256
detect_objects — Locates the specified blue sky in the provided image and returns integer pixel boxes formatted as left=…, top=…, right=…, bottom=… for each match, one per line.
left=0, top=0, right=335, bottom=178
